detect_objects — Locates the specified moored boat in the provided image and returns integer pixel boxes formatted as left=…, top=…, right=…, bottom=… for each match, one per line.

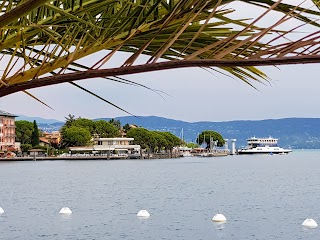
left=238, top=136, right=292, bottom=155
left=178, top=146, right=193, bottom=157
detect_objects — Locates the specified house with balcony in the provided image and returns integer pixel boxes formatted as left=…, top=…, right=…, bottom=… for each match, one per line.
left=0, top=110, right=17, bottom=152
left=42, top=131, right=61, bottom=145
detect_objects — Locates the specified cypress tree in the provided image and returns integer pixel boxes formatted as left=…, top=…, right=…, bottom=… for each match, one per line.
left=31, top=120, right=40, bottom=147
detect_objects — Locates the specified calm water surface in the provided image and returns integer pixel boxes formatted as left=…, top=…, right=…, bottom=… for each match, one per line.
left=0, top=150, right=320, bottom=239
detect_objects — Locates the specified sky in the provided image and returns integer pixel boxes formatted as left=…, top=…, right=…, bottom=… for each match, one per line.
left=0, top=1, right=319, bottom=123
left=1, top=62, right=318, bottom=123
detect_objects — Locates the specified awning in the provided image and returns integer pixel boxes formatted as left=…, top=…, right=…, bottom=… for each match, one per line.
left=93, top=147, right=115, bottom=151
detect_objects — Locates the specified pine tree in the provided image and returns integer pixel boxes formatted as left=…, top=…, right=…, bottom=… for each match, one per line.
left=31, top=120, right=40, bottom=147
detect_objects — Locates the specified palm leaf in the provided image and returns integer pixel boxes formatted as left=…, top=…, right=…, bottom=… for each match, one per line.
left=0, top=0, right=319, bottom=101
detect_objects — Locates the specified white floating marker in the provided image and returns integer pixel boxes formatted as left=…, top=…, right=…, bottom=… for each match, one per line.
left=212, top=213, right=227, bottom=222
left=0, top=207, right=4, bottom=214
left=59, top=207, right=72, bottom=214
left=137, top=210, right=150, bottom=218
left=302, top=218, right=317, bottom=228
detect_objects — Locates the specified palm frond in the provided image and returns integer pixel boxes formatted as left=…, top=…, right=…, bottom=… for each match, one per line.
left=0, top=0, right=319, bottom=99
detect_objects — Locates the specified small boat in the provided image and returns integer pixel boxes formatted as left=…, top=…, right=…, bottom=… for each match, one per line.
left=238, top=136, right=292, bottom=155
left=178, top=146, right=193, bottom=157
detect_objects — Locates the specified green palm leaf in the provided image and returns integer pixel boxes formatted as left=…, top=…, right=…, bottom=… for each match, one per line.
left=0, top=0, right=319, bottom=108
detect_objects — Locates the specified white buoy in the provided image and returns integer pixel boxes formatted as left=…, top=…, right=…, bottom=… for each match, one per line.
left=212, top=213, right=227, bottom=222
left=0, top=207, right=4, bottom=214
left=59, top=207, right=72, bottom=214
left=137, top=210, right=150, bottom=218
left=302, top=218, right=317, bottom=228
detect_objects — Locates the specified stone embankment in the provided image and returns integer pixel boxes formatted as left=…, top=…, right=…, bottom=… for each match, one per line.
left=0, top=153, right=180, bottom=161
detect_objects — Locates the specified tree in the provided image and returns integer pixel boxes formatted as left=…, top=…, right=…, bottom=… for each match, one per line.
left=186, top=142, right=199, bottom=149
left=197, top=130, right=225, bottom=148
left=73, top=118, right=95, bottom=135
left=20, top=144, right=32, bottom=153
left=60, top=116, right=94, bottom=139
left=0, top=0, right=319, bottom=111
left=62, top=126, right=91, bottom=147
left=94, top=120, right=119, bottom=138
left=158, top=132, right=182, bottom=151
left=152, top=131, right=168, bottom=152
left=126, top=128, right=154, bottom=150
left=123, top=124, right=131, bottom=133
left=126, top=127, right=182, bottom=152
left=109, top=119, right=121, bottom=130
left=15, top=120, right=34, bottom=144
left=31, top=120, right=39, bottom=147
left=65, top=114, right=76, bottom=128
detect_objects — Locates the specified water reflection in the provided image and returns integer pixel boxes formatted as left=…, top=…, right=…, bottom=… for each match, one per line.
left=213, top=221, right=226, bottom=230
left=60, top=214, right=72, bottom=220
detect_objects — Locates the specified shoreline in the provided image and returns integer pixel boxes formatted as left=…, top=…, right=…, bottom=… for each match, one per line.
left=0, top=153, right=181, bottom=161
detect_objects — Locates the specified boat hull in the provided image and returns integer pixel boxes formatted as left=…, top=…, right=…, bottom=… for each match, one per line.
left=238, top=150, right=292, bottom=155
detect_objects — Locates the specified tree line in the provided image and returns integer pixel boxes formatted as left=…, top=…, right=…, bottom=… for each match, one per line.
left=60, top=115, right=120, bottom=147
left=61, top=115, right=183, bottom=153
left=15, top=115, right=225, bottom=153
left=15, top=115, right=183, bottom=153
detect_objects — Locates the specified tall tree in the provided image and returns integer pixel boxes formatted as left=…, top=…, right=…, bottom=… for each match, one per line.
left=197, top=130, right=225, bottom=148
left=15, top=120, right=34, bottom=144
left=65, top=114, right=76, bottom=128
left=31, top=120, right=39, bottom=146
left=94, top=120, right=119, bottom=137
left=127, top=128, right=154, bottom=150
left=61, top=116, right=94, bottom=137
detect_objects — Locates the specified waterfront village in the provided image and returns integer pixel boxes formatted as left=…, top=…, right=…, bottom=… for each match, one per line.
left=0, top=110, right=236, bottom=160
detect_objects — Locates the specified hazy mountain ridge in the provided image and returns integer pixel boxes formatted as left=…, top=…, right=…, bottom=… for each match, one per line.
left=17, top=115, right=320, bottom=149
left=16, top=115, right=64, bottom=124
left=99, top=116, right=320, bottom=149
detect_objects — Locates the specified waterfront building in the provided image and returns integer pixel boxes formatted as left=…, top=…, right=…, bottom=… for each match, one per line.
left=39, top=131, right=62, bottom=147
left=39, top=137, right=50, bottom=147
left=69, top=137, right=141, bottom=155
left=0, top=110, right=17, bottom=151
left=42, top=131, right=61, bottom=145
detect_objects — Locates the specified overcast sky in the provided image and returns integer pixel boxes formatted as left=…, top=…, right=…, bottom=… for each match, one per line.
left=0, top=1, right=319, bottom=123
left=1, top=62, right=318, bottom=123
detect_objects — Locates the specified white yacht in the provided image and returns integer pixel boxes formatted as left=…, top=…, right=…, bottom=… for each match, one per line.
left=238, top=136, right=292, bottom=155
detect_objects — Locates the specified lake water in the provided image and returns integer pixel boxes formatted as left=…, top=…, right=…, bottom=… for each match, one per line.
left=0, top=150, right=320, bottom=239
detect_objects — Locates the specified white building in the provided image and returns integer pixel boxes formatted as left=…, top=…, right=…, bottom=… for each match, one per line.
left=69, top=137, right=140, bottom=155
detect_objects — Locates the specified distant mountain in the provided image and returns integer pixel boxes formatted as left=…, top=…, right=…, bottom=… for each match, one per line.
left=98, top=116, right=320, bottom=149
left=17, top=115, right=63, bottom=124
left=16, top=115, right=63, bottom=132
